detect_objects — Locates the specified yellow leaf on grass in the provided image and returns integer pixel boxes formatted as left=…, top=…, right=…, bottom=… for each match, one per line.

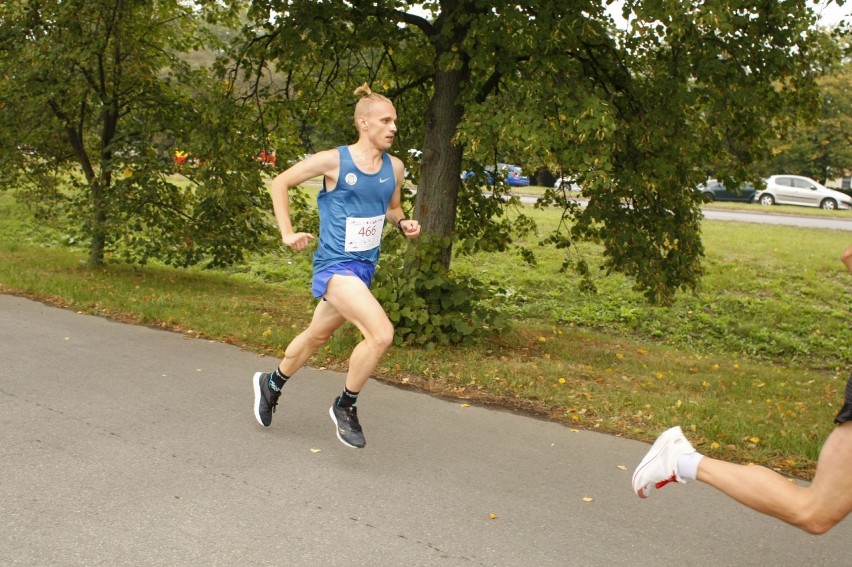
left=558, top=377, right=567, bottom=384
left=749, top=437, right=760, bottom=444
left=710, top=442, right=720, bottom=450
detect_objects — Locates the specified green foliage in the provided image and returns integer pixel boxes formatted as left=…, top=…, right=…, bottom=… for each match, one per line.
left=234, top=0, right=840, bottom=305
left=372, top=233, right=509, bottom=348
left=759, top=50, right=852, bottom=182
left=1, top=0, right=846, bottom=311
left=0, top=0, right=272, bottom=269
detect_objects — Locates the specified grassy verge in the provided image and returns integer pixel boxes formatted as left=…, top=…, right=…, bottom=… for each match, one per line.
left=1, top=191, right=850, bottom=479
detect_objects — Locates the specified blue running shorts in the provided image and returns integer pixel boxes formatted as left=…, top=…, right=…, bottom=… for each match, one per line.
left=311, top=260, right=376, bottom=299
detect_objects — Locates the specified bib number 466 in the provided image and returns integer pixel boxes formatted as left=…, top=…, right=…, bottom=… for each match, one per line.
left=345, top=214, right=384, bottom=252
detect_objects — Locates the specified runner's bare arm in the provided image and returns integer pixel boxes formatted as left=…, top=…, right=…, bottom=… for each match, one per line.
left=841, top=244, right=852, bottom=273
left=270, top=150, right=338, bottom=250
left=384, top=156, right=420, bottom=239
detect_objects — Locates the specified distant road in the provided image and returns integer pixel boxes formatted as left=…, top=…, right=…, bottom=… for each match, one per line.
left=511, top=192, right=852, bottom=231
left=700, top=208, right=852, bottom=231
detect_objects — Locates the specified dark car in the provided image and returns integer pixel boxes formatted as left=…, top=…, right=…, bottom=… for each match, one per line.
left=697, top=180, right=756, bottom=203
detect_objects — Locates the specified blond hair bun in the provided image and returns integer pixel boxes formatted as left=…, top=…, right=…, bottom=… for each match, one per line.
left=354, top=83, right=373, bottom=97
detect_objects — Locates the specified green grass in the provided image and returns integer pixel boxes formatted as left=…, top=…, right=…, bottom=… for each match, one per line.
left=1, top=190, right=850, bottom=479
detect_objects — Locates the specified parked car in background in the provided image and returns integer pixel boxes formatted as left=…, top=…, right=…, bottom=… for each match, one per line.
left=554, top=176, right=580, bottom=191
left=697, top=179, right=757, bottom=203
left=756, top=175, right=852, bottom=210
left=504, top=164, right=530, bottom=187
left=462, top=163, right=530, bottom=187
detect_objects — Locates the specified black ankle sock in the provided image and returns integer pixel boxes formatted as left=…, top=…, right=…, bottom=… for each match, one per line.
left=269, top=368, right=289, bottom=392
left=336, top=387, right=359, bottom=408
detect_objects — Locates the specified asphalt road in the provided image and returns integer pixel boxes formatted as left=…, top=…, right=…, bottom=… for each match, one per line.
left=515, top=192, right=852, bottom=231
left=700, top=208, right=852, bottom=231
left=2, top=294, right=851, bottom=566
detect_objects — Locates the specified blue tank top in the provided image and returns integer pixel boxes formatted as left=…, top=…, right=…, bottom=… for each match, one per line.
left=312, top=145, right=396, bottom=272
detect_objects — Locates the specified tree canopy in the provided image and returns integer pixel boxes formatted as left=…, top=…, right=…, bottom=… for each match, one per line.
left=760, top=52, right=852, bottom=183
left=0, top=0, right=845, bottom=307
left=0, top=0, right=274, bottom=267
left=234, top=0, right=840, bottom=303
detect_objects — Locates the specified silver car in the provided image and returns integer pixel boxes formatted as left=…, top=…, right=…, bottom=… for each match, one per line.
left=756, top=175, right=852, bottom=210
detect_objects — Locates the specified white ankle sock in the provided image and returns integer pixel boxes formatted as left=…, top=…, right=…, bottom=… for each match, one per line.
left=676, top=451, right=704, bottom=481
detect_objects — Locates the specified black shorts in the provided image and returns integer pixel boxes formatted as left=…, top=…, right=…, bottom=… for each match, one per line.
left=834, top=371, right=852, bottom=424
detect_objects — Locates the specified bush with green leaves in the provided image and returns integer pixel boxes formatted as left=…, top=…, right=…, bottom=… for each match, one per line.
left=372, top=233, right=509, bottom=348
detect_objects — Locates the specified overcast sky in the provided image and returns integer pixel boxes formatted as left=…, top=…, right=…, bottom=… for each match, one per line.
left=811, top=0, right=850, bottom=25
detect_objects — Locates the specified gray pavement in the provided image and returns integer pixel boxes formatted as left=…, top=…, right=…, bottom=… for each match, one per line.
left=700, top=208, right=852, bottom=230
left=2, top=294, right=851, bottom=566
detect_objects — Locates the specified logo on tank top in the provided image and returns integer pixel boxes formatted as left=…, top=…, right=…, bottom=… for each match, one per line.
left=345, top=173, right=357, bottom=186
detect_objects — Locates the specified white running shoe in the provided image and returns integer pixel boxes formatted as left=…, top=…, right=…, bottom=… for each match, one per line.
left=632, top=426, right=696, bottom=499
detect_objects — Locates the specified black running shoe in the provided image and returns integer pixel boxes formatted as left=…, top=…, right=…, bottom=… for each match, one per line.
left=329, top=402, right=366, bottom=448
left=253, top=372, right=281, bottom=427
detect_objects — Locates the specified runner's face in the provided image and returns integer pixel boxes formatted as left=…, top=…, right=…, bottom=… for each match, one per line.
left=362, top=101, right=397, bottom=150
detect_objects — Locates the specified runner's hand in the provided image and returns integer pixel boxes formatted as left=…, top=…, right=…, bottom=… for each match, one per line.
left=399, top=219, right=421, bottom=239
left=282, top=232, right=315, bottom=251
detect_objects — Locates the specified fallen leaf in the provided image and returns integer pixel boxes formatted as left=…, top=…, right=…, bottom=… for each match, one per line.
left=488, top=513, right=498, bottom=520
left=460, top=403, right=471, bottom=408
left=582, top=497, right=594, bottom=502
left=310, top=448, right=321, bottom=453
left=616, top=465, right=627, bottom=471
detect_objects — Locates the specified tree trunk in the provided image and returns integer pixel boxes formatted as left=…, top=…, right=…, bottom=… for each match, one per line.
left=414, top=67, right=466, bottom=268
left=89, top=178, right=107, bottom=266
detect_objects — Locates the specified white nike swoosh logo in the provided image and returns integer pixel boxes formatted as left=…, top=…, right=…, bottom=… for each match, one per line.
left=380, top=177, right=390, bottom=183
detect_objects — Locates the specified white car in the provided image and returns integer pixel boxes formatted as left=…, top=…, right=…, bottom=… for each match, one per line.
left=756, top=175, right=852, bottom=210
left=553, top=176, right=580, bottom=191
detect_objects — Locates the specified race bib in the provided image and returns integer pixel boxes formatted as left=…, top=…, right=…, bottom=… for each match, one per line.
left=344, top=214, right=384, bottom=252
